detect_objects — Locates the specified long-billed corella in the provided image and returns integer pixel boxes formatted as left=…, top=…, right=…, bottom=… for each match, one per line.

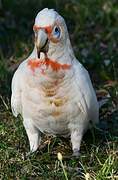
left=11, top=8, right=99, bottom=156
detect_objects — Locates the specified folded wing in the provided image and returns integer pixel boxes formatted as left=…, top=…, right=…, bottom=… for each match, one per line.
left=73, top=60, right=99, bottom=125
left=11, top=69, right=22, bottom=117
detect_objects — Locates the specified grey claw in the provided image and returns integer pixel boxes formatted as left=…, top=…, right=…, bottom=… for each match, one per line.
left=72, top=149, right=80, bottom=157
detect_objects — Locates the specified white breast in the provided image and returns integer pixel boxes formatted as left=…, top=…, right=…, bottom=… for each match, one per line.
left=21, top=66, right=80, bottom=136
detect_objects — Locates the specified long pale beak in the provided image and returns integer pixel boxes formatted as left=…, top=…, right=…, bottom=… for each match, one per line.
left=35, top=29, right=48, bottom=57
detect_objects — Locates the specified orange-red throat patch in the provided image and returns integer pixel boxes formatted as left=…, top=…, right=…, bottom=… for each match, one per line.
left=28, top=58, right=71, bottom=73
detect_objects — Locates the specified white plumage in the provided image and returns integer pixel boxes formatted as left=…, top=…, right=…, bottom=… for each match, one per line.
left=11, top=8, right=99, bottom=155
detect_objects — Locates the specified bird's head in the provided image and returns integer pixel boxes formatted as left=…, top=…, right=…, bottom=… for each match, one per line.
left=33, top=8, right=69, bottom=59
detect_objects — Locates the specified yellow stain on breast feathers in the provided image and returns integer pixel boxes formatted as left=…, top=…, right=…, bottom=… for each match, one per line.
left=51, top=98, right=68, bottom=117
left=42, top=86, right=57, bottom=97
left=51, top=111, right=61, bottom=117
left=48, top=97, right=68, bottom=107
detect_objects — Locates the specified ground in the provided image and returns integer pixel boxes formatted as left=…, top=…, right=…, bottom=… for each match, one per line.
left=0, top=0, right=118, bottom=179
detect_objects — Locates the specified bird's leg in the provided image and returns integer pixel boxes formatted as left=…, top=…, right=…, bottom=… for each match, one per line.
left=71, top=129, right=83, bottom=157
left=23, top=118, right=41, bottom=153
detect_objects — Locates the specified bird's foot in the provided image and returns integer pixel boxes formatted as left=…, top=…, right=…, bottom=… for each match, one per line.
left=72, top=149, right=80, bottom=157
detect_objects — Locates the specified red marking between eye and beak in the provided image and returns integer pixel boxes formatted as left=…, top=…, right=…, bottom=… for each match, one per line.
left=33, top=25, right=40, bottom=31
left=33, top=21, right=61, bottom=43
left=33, top=25, right=52, bottom=34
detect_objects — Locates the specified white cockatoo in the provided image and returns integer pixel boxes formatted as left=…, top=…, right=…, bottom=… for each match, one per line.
left=11, top=8, right=99, bottom=156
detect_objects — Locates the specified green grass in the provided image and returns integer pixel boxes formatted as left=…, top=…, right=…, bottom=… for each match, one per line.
left=0, top=100, right=118, bottom=179
left=0, top=0, right=118, bottom=179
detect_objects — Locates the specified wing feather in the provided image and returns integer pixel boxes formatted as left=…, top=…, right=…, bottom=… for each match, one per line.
left=11, top=69, right=22, bottom=117
left=73, top=60, right=99, bottom=124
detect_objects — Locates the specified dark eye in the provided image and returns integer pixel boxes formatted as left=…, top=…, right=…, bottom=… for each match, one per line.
left=53, top=26, right=61, bottom=38
left=55, top=27, right=59, bottom=33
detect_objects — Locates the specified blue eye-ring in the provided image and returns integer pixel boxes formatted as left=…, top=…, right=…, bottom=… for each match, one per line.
left=53, top=26, right=61, bottom=38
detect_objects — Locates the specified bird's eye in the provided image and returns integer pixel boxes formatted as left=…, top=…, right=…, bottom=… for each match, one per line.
left=52, top=26, right=61, bottom=39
